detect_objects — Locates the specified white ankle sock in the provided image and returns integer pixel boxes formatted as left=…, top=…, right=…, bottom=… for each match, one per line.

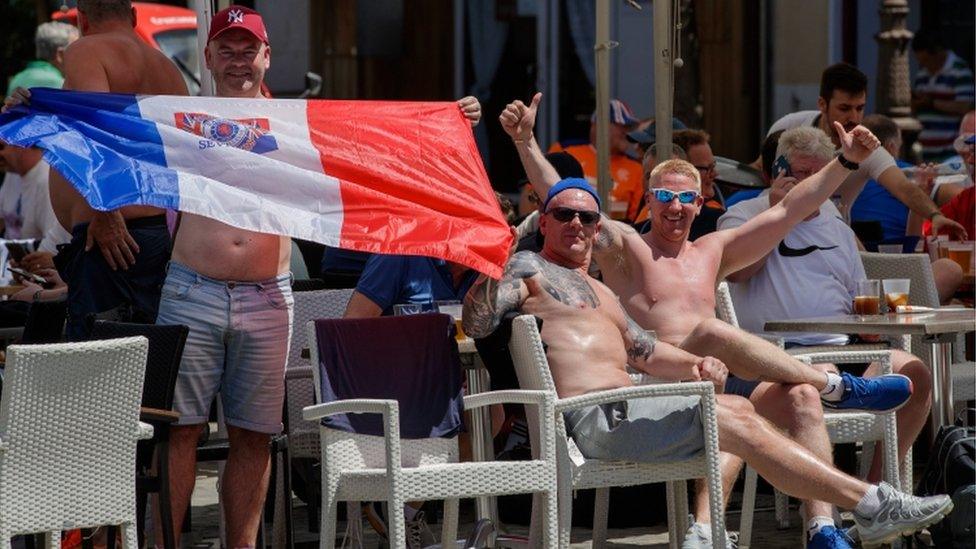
left=806, top=516, right=835, bottom=540
left=855, top=485, right=882, bottom=516
left=820, top=372, right=845, bottom=401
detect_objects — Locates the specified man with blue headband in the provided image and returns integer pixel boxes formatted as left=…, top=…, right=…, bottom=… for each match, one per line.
left=462, top=172, right=952, bottom=549
left=499, top=94, right=931, bottom=547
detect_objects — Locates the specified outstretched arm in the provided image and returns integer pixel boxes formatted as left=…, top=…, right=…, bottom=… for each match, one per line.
left=714, top=122, right=880, bottom=279
left=462, top=252, right=537, bottom=338
left=500, top=93, right=633, bottom=262
left=871, top=166, right=968, bottom=240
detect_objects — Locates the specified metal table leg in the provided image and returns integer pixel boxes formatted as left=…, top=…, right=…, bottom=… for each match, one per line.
left=927, top=334, right=955, bottom=438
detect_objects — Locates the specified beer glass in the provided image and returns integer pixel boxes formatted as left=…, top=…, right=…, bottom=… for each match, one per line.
left=882, top=279, right=911, bottom=312
left=435, top=300, right=466, bottom=340
left=853, top=280, right=881, bottom=315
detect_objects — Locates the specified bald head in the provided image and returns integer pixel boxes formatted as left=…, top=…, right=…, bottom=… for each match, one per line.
left=77, top=0, right=133, bottom=23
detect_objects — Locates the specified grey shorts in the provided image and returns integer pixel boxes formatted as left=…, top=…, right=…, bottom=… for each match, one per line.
left=563, top=395, right=704, bottom=463
left=158, top=261, right=294, bottom=434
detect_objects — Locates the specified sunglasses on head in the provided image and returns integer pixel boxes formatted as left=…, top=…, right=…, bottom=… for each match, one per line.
left=649, top=188, right=700, bottom=204
left=547, top=206, right=601, bottom=225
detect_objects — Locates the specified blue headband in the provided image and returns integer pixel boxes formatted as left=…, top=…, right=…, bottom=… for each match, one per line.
left=543, top=177, right=602, bottom=212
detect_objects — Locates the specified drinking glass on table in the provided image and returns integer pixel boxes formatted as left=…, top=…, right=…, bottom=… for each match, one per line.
left=853, top=280, right=881, bottom=316
left=392, top=303, right=424, bottom=316
left=435, top=299, right=466, bottom=340
left=945, top=242, right=974, bottom=274
left=882, top=279, right=911, bottom=312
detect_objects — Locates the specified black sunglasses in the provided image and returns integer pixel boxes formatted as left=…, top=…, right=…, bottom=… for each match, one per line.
left=547, top=207, right=601, bottom=225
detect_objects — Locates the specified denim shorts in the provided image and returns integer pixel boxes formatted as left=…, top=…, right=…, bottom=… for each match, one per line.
left=563, top=395, right=704, bottom=463
left=157, top=261, right=293, bottom=434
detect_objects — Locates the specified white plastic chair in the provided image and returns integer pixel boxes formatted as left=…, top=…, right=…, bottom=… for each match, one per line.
left=509, top=314, right=725, bottom=549
left=715, top=282, right=902, bottom=547
left=860, top=251, right=975, bottom=401
left=304, top=317, right=559, bottom=549
left=274, top=288, right=354, bottom=546
left=0, top=337, right=152, bottom=549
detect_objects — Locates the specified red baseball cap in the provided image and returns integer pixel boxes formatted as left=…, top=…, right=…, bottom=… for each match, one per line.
left=208, top=5, right=269, bottom=45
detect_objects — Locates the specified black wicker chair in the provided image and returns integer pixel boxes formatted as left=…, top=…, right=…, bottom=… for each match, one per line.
left=89, top=321, right=189, bottom=549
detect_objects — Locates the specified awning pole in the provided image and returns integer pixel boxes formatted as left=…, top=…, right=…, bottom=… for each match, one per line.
left=653, top=0, right=674, bottom=161
left=192, top=0, right=215, bottom=96
left=594, top=0, right=611, bottom=213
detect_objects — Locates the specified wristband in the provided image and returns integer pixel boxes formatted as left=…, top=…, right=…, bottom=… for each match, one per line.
left=926, top=211, right=943, bottom=221
left=837, top=154, right=859, bottom=171
left=32, top=289, right=42, bottom=302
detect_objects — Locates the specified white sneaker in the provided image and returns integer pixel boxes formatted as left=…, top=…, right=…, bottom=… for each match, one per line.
left=852, top=482, right=953, bottom=546
left=681, top=520, right=737, bottom=549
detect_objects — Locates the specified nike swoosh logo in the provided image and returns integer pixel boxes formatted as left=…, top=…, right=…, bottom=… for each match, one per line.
left=778, top=240, right=838, bottom=257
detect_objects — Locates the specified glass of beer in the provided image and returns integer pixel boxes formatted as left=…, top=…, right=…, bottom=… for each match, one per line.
left=853, top=280, right=881, bottom=316
left=882, top=278, right=911, bottom=312
left=435, top=300, right=466, bottom=340
left=946, top=242, right=974, bottom=274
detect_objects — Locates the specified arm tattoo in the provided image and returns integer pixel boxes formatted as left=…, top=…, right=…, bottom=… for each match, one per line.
left=463, top=252, right=537, bottom=338
left=624, top=316, right=655, bottom=365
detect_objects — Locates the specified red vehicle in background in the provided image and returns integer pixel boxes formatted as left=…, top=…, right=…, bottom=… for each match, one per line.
left=54, top=2, right=203, bottom=94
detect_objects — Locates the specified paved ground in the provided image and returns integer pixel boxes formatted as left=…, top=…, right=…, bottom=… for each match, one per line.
left=182, top=462, right=813, bottom=548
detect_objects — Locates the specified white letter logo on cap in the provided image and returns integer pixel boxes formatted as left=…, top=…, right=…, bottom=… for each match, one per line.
left=228, top=9, right=244, bottom=23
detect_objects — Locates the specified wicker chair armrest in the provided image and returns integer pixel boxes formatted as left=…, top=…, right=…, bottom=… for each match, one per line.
left=555, top=381, right=714, bottom=413
left=462, top=389, right=552, bottom=410
left=757, top=333, right=785, bottom=348
left=790, top=350, right=893, bottom=375
left=285, top=365, right=314, bottom=380
left=136, top=421, right=154, bottom=440
left=302, top=399, right=398, bottom=421
left=140, top=406, right=180, bottom=424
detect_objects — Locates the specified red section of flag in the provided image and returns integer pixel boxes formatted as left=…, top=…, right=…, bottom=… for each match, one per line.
left=306, top=101, right=510, bottom=278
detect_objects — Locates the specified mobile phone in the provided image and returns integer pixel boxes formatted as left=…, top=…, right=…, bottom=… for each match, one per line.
left=7, top=266, right=46, bottom=285
left=772, top=155, right=792, bottom=178
left=4, top=242, right=28, bottom=263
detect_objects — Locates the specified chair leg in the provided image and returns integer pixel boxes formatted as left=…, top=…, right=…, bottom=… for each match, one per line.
left=386, top=499, right=406, bottom=549
left=441, top=498, right=459, bottom=548
left=557, top=483, right=573, bottom=549
left=44, top=532, right=58, bottom=549
left=121, top=523, right=138, bottom=549
left=738, top=466, right=758, bottom=549
left=157, top=442, right=176, bottom=549
left=542, top=488, right=559, bottom=549
left=527, top=493, right=543, bottom=547
left=775, top=490, right=791, bottom=529
left=666, top=481, right=681, bottom=549
left=282, top=449, right=295, bottom=549
left=320, top=482, right=340, bottom=549
left=591, top=487, right=610, bottom=548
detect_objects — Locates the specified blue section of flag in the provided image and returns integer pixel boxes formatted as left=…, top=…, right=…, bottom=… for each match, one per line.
left=0, top=88, right=180, bottom=211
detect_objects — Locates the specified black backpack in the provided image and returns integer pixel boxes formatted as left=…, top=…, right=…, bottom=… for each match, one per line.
left=917, top=409, right=975, bottom=547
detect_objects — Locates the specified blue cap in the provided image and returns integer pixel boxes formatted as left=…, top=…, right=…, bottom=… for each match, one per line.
left=626, top=117, right=688, bottom=144
left=590, top=99, right=640, bottom=126
left=543, top=177, right=602, bottom=212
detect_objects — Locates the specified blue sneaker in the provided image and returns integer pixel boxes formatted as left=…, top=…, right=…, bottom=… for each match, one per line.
left=822, top=372, right=912, bottom=413
left=807, top=525, right=855, bottom=548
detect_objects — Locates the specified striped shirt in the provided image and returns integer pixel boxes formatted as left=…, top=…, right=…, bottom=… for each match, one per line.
left=913, top=50, right=975, bottom=162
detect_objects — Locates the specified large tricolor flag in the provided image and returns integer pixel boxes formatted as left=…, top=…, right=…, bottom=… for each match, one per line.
left=0, top=88, right=511, bottom=277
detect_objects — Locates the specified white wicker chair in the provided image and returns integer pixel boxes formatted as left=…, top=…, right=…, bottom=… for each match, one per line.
left=0, top=337, right=152, bottom=549
left=509, top=315, right=725, bottom=549
left=715, top=282, right=902, bottom=547
left=860, top=251, right=975, bottom=402
left=304, top=318, right=559, bottom=549
left=274, top=288, right=354, bottom=546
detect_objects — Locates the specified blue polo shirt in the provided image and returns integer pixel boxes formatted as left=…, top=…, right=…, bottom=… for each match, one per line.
left=356, top=255, right=479, bottom=316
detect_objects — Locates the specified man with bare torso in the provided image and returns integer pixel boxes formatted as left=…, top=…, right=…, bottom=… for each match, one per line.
left=4, top=0, right=188, bottom=339
left=502, top=94, right=915, bottom=547
left=146, top=6, right=291, bottom=546
left=462, top=179, right=952, bottom=548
